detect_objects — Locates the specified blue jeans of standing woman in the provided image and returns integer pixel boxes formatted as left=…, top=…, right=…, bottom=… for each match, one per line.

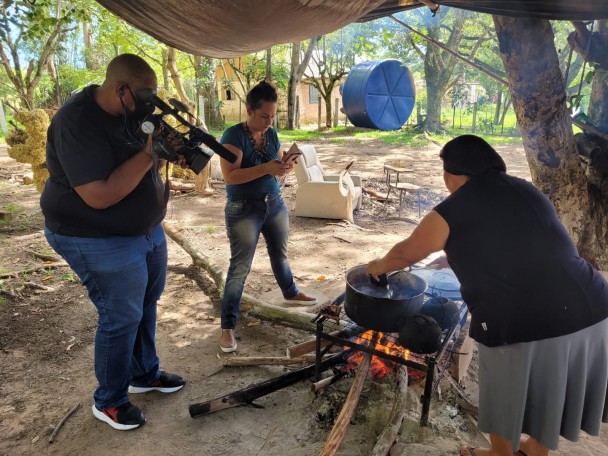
left=221, top=193, right=299, bottom=329
left=44, top=224, right=166, bottom=410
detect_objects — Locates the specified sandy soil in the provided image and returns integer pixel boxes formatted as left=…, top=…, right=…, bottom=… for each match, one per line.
left=1, top=137, right=607, bottom=456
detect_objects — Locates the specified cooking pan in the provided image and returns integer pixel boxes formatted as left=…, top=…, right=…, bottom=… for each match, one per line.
left=344, top=265, right=428, bottom=332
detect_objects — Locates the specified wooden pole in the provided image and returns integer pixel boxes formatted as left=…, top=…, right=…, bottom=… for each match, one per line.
left=295, top=95, right=300, bottom=129
left=310, top=372, right=347, bottom=393
left=319, top=352, right=373, bottom=456
left=370, top=366, right=409, bottom=456
left=288, top=331, right=341, bottom=358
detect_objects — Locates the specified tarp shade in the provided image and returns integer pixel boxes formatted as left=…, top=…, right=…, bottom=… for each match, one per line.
left=359, top=1, right=608, bottom=22
left=95, top=0, right=388, bottom=58
left=95, top=0, right=608, bottom=58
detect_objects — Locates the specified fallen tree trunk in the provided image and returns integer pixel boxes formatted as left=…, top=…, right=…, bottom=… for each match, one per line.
left=163, top=221, right=332, bottom=333
left=371, top=366, right=409, bottom=456
left=189, top=350, right=353, bottom=418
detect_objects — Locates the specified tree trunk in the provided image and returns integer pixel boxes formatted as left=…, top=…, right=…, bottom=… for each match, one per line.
left=424, top=80, right=444, bottom=131
left=324, top=94, right=332, bottom=128
left=421, top=9, right=467, bottom=133
left=287, top=42, right=301, bottom=130
left=47, top=56, right=61, bottom=107
left=286, top=37, right=319, bottom=130
left=82, top=21, right=94, bottom=70
left=161, top=47, right=171, bottom=93
left=167, top=47, right=190, bottom=107
left=494, top=91, right=502, bottom=125
left=494, top=16, right=608, bottom=268
left=198, top=56, right=223, bottom=128
left=266, top=48, right=272, bottom=81
left=588, top=21, right=608, bottom=132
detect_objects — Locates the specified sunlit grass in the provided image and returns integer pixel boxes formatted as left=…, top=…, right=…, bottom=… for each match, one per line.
left=207, top=113, right=523, bottom=149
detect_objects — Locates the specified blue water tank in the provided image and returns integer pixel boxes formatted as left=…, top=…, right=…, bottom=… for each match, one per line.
left=341, top=59, right=416, bottom=131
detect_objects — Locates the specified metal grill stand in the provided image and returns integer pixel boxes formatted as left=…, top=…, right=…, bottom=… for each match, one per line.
left=314, top=302, right=468, bottom=426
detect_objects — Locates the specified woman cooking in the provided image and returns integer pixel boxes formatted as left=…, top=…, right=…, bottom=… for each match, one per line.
left=366, top=135, right=608, bottom=456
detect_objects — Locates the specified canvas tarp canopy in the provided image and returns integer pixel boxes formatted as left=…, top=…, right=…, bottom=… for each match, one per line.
left=95, top=0, right=608, bottom=58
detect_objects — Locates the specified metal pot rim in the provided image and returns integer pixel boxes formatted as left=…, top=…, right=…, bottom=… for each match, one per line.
left=345, top=264, right=428, bottom=301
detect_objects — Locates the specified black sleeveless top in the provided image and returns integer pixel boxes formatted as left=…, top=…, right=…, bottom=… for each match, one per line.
left=434, top=171, right=608, bottom=347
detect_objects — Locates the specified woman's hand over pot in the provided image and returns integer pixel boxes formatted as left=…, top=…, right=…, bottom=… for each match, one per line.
left=366, top=259, right=387, bottom=282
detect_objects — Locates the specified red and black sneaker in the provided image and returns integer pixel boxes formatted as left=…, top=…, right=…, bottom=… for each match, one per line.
left=92, top=401, right=145, bottom=431
left=128, top=371, right=186, bottom=394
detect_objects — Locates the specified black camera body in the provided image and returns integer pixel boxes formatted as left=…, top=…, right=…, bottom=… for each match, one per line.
left=134, top=89, right=237, bottom=174
left=139, top=114, right=213, bottom=175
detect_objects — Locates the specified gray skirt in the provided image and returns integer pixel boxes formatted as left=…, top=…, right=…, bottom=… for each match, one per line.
left=477, top=317, right=608, bottom=451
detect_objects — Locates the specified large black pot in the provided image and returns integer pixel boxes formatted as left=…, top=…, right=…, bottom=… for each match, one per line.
left=344, top=265, right=428, bottom=332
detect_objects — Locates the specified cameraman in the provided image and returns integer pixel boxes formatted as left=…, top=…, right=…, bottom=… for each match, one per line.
left=40, top=54, right=185, bottom=431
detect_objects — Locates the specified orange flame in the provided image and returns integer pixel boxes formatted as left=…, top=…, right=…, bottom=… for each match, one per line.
left=346, top=330, right=410, bottom=380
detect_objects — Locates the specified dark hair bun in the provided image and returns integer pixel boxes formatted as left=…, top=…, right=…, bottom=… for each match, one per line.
left=246, top=80, right=278, bottom=109
left=440, top=135, right=506, bottom=176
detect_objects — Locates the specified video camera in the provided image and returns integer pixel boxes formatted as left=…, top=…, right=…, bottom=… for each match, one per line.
left=134, top=88, right=237, bottom=174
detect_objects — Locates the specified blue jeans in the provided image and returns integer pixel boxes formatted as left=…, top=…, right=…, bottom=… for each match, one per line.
left=221, top=193, right=298, bottom=329
left=44, top=224, right=166, bottom=409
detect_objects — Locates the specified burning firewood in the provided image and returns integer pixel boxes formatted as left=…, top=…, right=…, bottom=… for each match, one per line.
left=319, top=351, right=374, bottom=456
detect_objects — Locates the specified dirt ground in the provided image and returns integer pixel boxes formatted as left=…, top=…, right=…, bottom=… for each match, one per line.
left=1, top=137, right=607, bottom=456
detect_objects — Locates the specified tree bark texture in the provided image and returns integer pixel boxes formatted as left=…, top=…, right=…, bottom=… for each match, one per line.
left=167, top=47, right=191, bottom=108
left=588, top=21, right=608, bottom=132
left=422, top=9, right=466, bottom=132
left=287, top=38, right=319, bottom=130
left=494, top=16, right=608, bottom=268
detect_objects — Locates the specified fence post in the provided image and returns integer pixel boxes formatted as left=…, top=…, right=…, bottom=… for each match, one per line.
left=472, top=102, right=478, bottom=133
left=452, top=105, right=456, bottom=129
left=239, top=101, right=242, bottom=123
left=317, top=96, right=322, bottom=130
left=333, top=98, right=339, bottom=128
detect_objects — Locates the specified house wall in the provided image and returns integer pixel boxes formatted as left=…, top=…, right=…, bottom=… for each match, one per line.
left=215, top=62, right=349, bottom=127
left=295, top=82, right=347, bottom=126
left=216, top=60, right=248, bottom=123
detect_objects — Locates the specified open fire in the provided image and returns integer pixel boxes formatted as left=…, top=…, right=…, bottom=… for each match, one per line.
left=346, top=330, right=409, bottom=379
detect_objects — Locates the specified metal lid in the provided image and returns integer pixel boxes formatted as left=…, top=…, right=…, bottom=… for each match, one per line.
left=410, top=268, right=462, bottom=300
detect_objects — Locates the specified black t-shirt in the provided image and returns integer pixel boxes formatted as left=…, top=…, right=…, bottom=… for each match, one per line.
left=434, top=171, right=608, bottom=346
left=41, top=85, right=165, bottom=237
